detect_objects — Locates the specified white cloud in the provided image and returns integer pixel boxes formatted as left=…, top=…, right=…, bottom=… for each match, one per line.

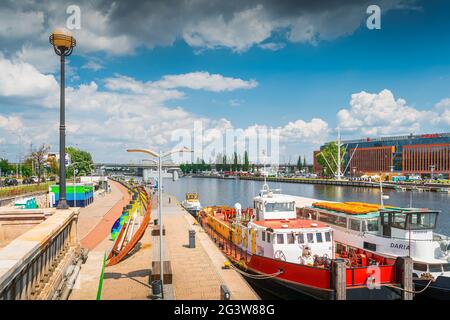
left=337, top=89, right=430, bottom=135
left=153, top=72, right=258, bottom=92
left=0, top=54, right=58, bottom=101
left=82, top=61, right=104, bottom=72
left=183, top=5, right=279, bottom=52
left=0, top=9, right=44, bottom=39
left=279, top=118, right=330, bottom=143
left=258, top=42, right=286, bottom=51
left=14, top=44, right=59, bottom=73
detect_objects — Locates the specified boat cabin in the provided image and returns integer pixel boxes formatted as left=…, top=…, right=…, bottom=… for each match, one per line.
left=298, top=203, right=439, bottom=241
left=248, top=219, right=333, bottom=266
left=253, top=186, right=296, bottom=221
left=185, top=193, right=199, bottom=202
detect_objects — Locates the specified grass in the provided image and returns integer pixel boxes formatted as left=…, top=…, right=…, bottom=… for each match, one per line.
left=0, top=182, right=52, bottom=199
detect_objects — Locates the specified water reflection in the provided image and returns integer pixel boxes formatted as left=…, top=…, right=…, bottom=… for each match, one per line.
left=163, top=177, right=450, bottom=235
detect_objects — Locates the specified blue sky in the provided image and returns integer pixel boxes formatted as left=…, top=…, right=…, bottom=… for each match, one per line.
left=0, top=0, right=449, bottom=163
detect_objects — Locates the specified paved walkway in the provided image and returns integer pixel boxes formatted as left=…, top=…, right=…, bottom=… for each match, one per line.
left=162, top=194, right=259, bottom=300
left=79, top=180, right=131, bottom=250
left=70, top=182, right=152, bottom=300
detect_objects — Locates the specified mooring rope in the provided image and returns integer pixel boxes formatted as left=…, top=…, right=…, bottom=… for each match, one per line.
left=228, top=263, right=284, bottom=279
left=385, top=279, right=433, bottom=294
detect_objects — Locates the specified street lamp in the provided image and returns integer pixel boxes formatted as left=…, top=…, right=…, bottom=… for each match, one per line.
left=127, top=147, right=192, bottom=297
left=50, top=28, right=76, bottom=209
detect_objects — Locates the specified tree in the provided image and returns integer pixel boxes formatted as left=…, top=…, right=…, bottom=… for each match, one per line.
left=30, top=144, right=50, bottom=183
left=0, top=159, right=13, bottom=177
left=315, top=142, right=346, bottom=177
left=243, top=151, right=249, bottom=171
left=66, top=146, right=94, bottom=178
left=297, top=155, right=302, bottom=170
left=303, top=157, right=307, bottom=169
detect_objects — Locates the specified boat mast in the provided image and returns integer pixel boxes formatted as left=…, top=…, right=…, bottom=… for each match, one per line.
left=337, top=127, right=342, bottom=180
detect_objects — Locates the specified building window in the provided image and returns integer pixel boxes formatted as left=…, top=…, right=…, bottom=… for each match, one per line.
left=262, top=231, right=265, bottom=242
left=324, top=232, right=331, bottom=242
left=267, top=233, right=271, bottom=243
left=366, top=219, right=379, bottom=232
left=307, top=233, right=314, bottom=243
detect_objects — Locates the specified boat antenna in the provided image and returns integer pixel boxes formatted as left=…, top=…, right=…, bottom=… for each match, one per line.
left=337, top=127, right=342, bottom=180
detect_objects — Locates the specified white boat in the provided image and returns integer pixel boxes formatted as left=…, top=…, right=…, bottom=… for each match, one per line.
left=297, top=201, right=450, bottom=299
left=181, top=193, right=202, bottom=216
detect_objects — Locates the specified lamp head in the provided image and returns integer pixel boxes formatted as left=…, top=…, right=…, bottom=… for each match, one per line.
left=50, top=28, right=76, bottom=56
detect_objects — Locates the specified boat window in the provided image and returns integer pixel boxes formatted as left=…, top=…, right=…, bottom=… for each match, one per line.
left=267, top=233, right=272, bottom=243
left=392, top=212, right=407, bottom=229
left=408, top=212, right=437, bottom=230
left=307, top=233, right=314, bottom=243
left=324, top=232, right=331, bottom=242
left=316, top=233, right=323, bottom=243
left=429, top=264, right=443, bottom=273
left=413, top=263, right=428, bottom=272
left=298, top=233, right=305, bottom=244
left=366, top=219, right=379, bottom=232
left=349, top=219, right=361, bottom=232
left=277, top=234, right=284, bottom=244
left=335, top=216, right=347, bottom=228
left=265, top=202, right=294, bottom=212
left=287, top=233, right=295, bottom=244
left=319, top=212, right=336, bottom=225
left=443, top=264, right=450, bottom=272
left=262, top=231, right=266, bottom=241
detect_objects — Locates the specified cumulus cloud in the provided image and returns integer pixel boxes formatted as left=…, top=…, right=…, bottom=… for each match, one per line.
left=0, top=54, right=58, bottom=101
left=337, top=89, right=450, bottom=136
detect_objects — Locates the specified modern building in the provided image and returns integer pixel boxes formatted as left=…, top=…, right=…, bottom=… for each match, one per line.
left=313, top=132, right=450, bottom=178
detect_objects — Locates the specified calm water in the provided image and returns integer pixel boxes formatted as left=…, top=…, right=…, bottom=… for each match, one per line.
left=163, top=177, right=450, bottom=236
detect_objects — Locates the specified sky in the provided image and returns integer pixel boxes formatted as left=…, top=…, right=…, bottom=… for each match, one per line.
left=0, top=0, right=449, bottom=164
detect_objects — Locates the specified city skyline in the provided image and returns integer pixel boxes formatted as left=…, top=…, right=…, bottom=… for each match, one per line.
left=0, top=0, right=449, bottom=163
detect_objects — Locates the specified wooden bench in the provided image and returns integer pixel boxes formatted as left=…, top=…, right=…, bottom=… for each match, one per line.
left=151, top=260, right=173, bottom=284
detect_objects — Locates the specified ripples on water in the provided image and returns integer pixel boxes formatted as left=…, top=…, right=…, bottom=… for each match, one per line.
left=163, top=177, right=450, bottom=236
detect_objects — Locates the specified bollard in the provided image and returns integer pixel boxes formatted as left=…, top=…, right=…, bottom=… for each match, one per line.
left=332, top=259, right=347, bottom=300
left=151, top=280, right=163, bottom=300
left=395, top=256, right=413, bottom=300
left=189, top=229, right=196, bottom=248
left=220, top=285, right=231, bottom=300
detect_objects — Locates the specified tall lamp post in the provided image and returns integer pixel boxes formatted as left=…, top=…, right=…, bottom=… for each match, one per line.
left=50, top=28, right=76, bottom=209
left=127, top=147, right=192, bottom=297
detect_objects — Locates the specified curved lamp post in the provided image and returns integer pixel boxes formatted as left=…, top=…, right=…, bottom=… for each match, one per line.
left=50, top=28, right=76, bottom=209
left=127, top=147, right=192, bottom=297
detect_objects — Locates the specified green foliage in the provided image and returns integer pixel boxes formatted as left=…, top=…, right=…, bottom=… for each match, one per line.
left=0, top=159, right=13, bottom=176
left=243, top=151, right=249, bottom=171
left=315, top=142, right=345, bottom=176
left=66, top=146, right=94, bottom=178
left=296, top=155, right=302, bottom=170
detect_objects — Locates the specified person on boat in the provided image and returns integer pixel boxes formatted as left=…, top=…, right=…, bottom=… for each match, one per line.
left=299, top=245, right=314, bottom=266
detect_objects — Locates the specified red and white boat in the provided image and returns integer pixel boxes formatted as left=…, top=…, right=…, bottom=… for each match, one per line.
left=199, top=183, right=403, bottom=300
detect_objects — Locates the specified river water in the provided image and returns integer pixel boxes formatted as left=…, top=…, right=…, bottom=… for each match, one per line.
left=163, top=177, right=450, bottom=236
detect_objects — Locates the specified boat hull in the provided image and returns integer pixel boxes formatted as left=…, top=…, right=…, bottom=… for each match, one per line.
left=414, top=277, right=450, bottom=300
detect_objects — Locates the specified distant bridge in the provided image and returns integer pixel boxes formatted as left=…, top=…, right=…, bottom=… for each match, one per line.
left=94, top=163, right=180, bottom=169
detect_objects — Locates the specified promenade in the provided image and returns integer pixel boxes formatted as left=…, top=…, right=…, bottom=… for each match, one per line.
left=69, top=180, right=258, bottom=300
left=159, top=194, right=259, bottom=300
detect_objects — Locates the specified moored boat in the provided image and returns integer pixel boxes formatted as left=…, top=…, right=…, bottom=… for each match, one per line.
left=297, top=201, right=450, bottom=299
left=181, top=192, right=202, bottom=216
left=198, top=183, right=403, bottom=300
